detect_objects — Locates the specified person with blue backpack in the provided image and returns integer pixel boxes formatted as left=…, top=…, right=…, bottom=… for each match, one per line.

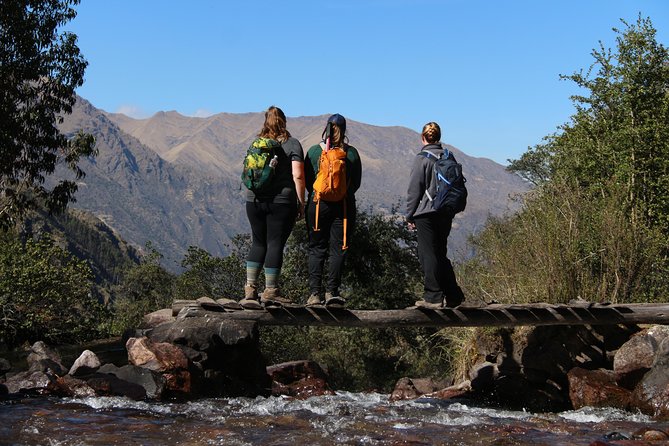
left=406, top=122, right=466, bottom=308
left=239, top=106, right=305, bottom=309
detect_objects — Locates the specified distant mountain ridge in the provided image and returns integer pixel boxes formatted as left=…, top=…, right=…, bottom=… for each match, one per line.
left=57, top=98, right=529, bottom=270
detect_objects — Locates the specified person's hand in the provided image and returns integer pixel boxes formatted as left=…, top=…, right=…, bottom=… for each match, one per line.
left=297, top=202, right=305, bottom=221
left=407, top=221, right=416, bottom=231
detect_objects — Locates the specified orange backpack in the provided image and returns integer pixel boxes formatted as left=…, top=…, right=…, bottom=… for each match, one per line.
left=312, top=145, right=349, bottom=249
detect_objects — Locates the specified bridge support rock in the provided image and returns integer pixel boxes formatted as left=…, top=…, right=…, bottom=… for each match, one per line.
left=146, top=317, right=271, bottom=398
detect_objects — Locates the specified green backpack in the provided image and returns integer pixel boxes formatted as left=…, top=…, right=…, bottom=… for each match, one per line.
left=241, top=137, right=280, bottom=192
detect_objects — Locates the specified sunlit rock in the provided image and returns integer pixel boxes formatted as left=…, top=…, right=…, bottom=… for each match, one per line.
left=614, top=325, right=669, bottom=390
left=629, top=336, right=669, bottom=420
left=68, top=349, right=102, bottom=376
left=126, top=337, right=188, bottom=372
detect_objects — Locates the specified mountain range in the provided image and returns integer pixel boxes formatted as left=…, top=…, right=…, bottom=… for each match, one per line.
left=57, top=97, right=529, bottom=270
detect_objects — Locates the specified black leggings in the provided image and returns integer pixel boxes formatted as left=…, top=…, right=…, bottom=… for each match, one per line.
left=306, top=200, right=356, bottom=295
left=246, top=201, right=297, bottom=269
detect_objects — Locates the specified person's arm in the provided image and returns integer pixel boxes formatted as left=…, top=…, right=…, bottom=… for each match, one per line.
left=347, top=146, right=362, bottom=195
left=304, top=146, right=318, bottom=196
left=292, top=160, right=305, bottom=219
left=406, top=155, right=426, bottom=223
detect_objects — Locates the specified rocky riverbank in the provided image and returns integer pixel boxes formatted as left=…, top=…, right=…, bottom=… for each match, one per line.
left=2, top=307, right=669, bottom=422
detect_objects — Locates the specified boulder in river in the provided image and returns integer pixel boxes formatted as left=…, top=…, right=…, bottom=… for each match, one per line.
left=68, top=350, right=102, bottom=377
left=567, top=367, right=631, bottom=410
left=613, top=325, right=669, bottom=390
left=268, top=360, right=334, bottom=398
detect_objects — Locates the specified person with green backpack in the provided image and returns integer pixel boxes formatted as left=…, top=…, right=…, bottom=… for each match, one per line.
left=304, top=113, right=362, bottom=307
left=239, top=106, right=305, bottom=309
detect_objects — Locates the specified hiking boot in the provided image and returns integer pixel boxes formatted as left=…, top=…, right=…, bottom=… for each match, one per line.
left=306, top=293, right=324, bottom=307
left=239, top=296, right=263, bottom=310
left=414, top=299, right=443, bottom=309
left=325, top=292, right=346, bottom=308
left=261, top=287, right=293, bottom=306
left=239, top=285, right=263, bottom=310
left=244, top=284, right=258, bottom=300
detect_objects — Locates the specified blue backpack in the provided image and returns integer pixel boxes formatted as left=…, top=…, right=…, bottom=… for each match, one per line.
left=419, top=149, right=467, bottom=215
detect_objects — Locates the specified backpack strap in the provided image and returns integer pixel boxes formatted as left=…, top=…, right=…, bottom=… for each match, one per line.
left=418, top=148, right=444, bottom=203
left=419, top=148, right=445, bottom=160
left=342, top=199, right=348, bottom=250
left=313, top=199, right=321, bottom=232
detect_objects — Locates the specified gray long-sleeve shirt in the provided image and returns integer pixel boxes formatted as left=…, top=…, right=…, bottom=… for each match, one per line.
left=406, top=143, right=443, bottom=222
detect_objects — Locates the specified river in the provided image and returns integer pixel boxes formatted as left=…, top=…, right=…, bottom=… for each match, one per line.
left=1, top=392, right=666, bottom=445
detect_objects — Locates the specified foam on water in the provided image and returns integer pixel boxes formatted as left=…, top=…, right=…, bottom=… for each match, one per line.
left=71, top=392, right=657, bottom=427
left=5, top=393, right=669, bottom=445
left=559, top=406, right=654, bottom=423
left=72, top=396, right=174, bottom=414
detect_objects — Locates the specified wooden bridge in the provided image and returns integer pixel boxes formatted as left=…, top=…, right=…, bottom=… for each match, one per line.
left=173, top=298, right=669, bottom=328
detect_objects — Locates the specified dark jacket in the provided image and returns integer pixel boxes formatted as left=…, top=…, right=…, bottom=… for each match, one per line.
left=406, top=143, right=443, bottom=223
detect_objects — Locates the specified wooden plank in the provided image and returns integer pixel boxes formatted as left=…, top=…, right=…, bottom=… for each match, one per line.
left=172, top=301, right=669, bottom=328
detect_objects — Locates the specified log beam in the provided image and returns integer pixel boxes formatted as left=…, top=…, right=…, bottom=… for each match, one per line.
left=172, top=300, right=669, bottom=328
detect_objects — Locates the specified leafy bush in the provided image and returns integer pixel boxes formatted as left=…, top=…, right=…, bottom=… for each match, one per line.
left=174, top=237, right=247, bottom=301
left=460, top=180, right=667, bottom=304
left=110, top=243, right=176, bottom=334
left=0, top=232, right=107, bottom=347
left=476, top=17, right=669, bottom=305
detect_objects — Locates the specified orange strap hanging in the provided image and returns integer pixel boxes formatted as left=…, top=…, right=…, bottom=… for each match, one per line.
left=312, top=197, right=347, bottom=250
left=342, top=199, right=348, bottom=250
left=314, top=198, right=321, bottom=232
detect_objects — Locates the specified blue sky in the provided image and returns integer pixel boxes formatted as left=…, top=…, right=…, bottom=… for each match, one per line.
left=67, top=0, right=668, bottom=164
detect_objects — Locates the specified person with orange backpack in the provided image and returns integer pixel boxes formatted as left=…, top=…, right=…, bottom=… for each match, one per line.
left=304, top=114, right=362, bottom=307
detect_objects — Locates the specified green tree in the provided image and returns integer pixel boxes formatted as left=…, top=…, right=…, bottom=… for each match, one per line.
left=510, top=16, right=669, bottom=232
left=111, top=243, right=176, bottom=333
left=474, top=16, right=669, bottom=305
left=0, top=231, right=106, bottom=347
left=174, top=236, right=247, bottom=300
left=0, top=0, right=96, bottom=228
